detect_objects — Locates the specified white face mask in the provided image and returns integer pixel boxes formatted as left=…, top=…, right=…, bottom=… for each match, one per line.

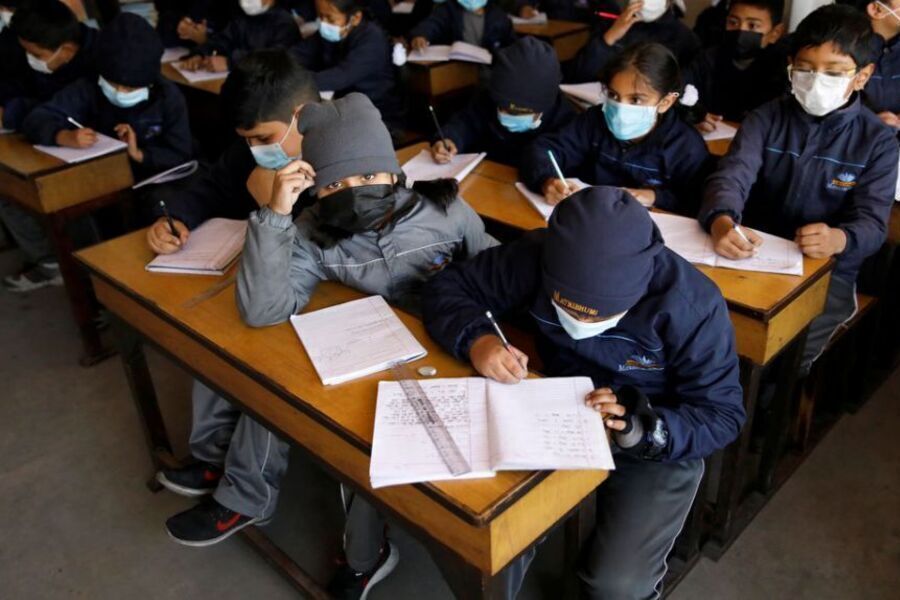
left=636, top=0, right=668, bottom=22
left=553, top=301, right=626, bottom=340
left=240, top=0, right=269, bottom=16
left=0, top=9, right=13, bottom=31
left=26, top=47, right=60, bottom=74
left=789, top=67, right=854, bottom=117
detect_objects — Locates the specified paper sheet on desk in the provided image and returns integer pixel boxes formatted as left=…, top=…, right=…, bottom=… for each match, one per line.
left=172, top=62, right=229, bottom=83
left=514, top=179, right=590, bottom=221
left=511, top=12, right=548, bottom=24
left=702, top=122, right=738, bottom=142
left=401, top=149, right=485, bottom=184
left=34, top=133, right=127, bottom=164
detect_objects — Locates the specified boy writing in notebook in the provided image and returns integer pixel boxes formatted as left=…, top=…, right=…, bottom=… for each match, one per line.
left=430, top=36, right=576, bottom=168
left=423, top=186, right=744, bottom=599
left=699, top=4, right=898, bottom=376
left=145, top=50, right=318, bottom=255
left=409, top=0, right=515, bottom=53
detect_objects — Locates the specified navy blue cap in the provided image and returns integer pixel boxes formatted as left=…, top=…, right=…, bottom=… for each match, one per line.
left=98, top=13, right=163, bottom=88
left=489, top=36, right=561, bottom=114
left=542, top=187, right=664, bottom=317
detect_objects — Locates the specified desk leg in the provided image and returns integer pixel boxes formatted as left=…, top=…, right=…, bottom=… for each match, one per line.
left=45, top=211, right=112, bottom=366
left=431, top=544, right=519, bottom=599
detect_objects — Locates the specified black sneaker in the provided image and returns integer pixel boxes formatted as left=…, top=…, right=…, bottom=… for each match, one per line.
left=165, top=499, right=258, bottom=547
left=327, top=541, right=399, bottom=600
left=156, top=463, right=222, bottom=497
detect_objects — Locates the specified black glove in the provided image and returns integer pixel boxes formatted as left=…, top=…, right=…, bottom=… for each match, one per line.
left=613, top=385, right=669, bottom=460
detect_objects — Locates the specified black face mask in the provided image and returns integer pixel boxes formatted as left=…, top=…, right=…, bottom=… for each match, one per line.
left=723, top=29, right=764, bottom=62
left=318, top=183, right=396, bottom=233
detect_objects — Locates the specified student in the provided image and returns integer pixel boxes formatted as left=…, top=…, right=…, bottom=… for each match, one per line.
left=840, top=0, right=900, bottom=128
left=422, top=186, right=745, bottom=600
left=409, top=0, right=515, bottom=53
left=686, top=0, right=788, bottom=130
left=693, top=0, right=729, bottom=48
left=699, top=4, right=898, bottom=376
left=159, top=94, right=494, bottom=579
left=145, top=49, right=319, bottom=255
left=180, top=0, right=301, bottom=74
left=430, top=36, right=576, bottom=168
left=569, top=0, right=701, bottom=83
left=516, top=0, right=583, bottom=21
left=290, top=0, right=402, bottom=124
left=153, top=0, right=236, bottom=49
left=521, top=42, right=711, bottom=216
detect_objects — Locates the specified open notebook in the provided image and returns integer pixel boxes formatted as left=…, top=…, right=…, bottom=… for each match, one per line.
left=401, top=149, right=486, bottom=184
left=172, top=62, right=229, bottom=83
left=514, top=179, right=590, bottom=221
left=560, top=82, right=606, bottom=108
left=290, top=296, right=427, bottom=386
left=34, top=133, right=128, bottom=164
left=408, top=42, right=492, bottom=65
left=649, top=212, right=804, bottom=276
left=370, top=377, right=614, bottom=488
left=146, top=218, right=247, bottom=275
left=702, top=122, right=738, bottom=142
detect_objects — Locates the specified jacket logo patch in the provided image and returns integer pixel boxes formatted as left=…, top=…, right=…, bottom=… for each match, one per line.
left=827, top=171, right=858, bottom=191
left=618, top=354, right=664, bottom=372
left=143, top=124, right=163, bottom=139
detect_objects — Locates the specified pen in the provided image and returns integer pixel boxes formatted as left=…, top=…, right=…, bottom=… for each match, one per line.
left=67, top=117, right=86, bottom=129
left=732, top=223, right=751, bottom=245
left=595, top=11, right=620, bottom=19
left=547, top=149, right=570, bottom=192
left=159, top=200, right=179, bottom=238
left=485, top=310, right=526, bottom=374
left=428, top=105, right=448, bottom=151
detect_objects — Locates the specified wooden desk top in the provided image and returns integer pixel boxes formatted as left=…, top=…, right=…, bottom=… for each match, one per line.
left=706, top=122, right=739, bottom=157
left=513, top=19, right=589, bottom=38
left=0, top=133, right=76, bottom=177
left=161, top=62, right=226, bottom=95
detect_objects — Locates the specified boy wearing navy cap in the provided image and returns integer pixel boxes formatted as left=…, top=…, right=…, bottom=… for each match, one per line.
left=423, top=186, right=744, bottom=598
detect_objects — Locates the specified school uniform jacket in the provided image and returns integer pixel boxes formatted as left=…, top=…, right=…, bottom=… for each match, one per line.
left=236, top=187, right=497, bottom=327
left=568, top=10, right=700, bottom=83
left=520, top=106, right=713, bottom=215
left=22, top=76, right=192, bottom=180
left=864, top=33, right=900, bottom=115
left=699, top=95, right=898, bottom=283
left=438, top=91, right=577, bottom=167
left=192, top=6, right=300, bottom=66
left=422, top=229, right=746, bottom=462
left=0, top=23, right=99, bottom=131
left=408, top=2, right=515, bottom=51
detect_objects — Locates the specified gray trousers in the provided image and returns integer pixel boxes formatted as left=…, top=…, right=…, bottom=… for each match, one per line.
left=189, top=380, right=290, bottom=520
left=0, top=200, right=54, bottom=264
left=799, top=275, right=857, bottom=376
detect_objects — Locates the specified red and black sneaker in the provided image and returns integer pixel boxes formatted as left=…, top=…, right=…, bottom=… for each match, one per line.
left=156, top=463, right=222, bottom=497
left=165, top=499, right=259, bottom=547
left=326, top=541, right=399, bottom=600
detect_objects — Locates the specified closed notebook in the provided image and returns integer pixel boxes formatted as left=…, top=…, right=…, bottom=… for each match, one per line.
left=409, top=42, right=492, bottom=65
left=290, top=296, right=427, bottom=386
left=401, top=149, right=486, bottom=185
left=370, top=377, right=615, bottom=488
left=34, top=133, right=128, bottom=164
left=146, top=218, right=247, bottom=275
left=514, top=179, right=590, bottom=221
left=172, top=61, right=229, bottom=83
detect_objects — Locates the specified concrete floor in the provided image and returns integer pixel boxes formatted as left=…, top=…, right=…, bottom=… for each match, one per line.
left=1, top=246, right=898, bottom=600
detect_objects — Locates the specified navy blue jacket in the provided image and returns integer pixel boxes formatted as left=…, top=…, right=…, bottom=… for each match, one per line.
left=291, top=20, right=401, bottom=122
left=22, top=76, right=192, bottom=180
left=699, top=96, right=898, bottom=283
left=409, top=1, right=515, bottom=51
left=520, top=106, right=713, bottom=215
left=439, top=91, right=577, bottom=167
left=422, top=230, right=746, bottom=462
left=568, top=10, right=700, bottom=83
left=864, top=33, right=900, bottom=115
left=684, top=39, right=790, bottom=122
left=192, top=6, right=301, bottom=66
left=0, top=24, right=99, bottom=131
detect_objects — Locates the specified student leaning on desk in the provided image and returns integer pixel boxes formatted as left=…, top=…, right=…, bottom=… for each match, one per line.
left=423, top=186, right=745, bottom=599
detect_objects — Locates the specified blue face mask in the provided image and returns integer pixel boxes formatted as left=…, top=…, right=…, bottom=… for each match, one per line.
left=458, top=0, right=487, bottom=11
left=319, top=20, right=345, bottom=43
left=601, top=99, right=658, bottom=141
left=99, top=76, right=149, bottom=108
left=248, top=114, right=299, bottom=170
left=497, top=110, right=541, bottom=133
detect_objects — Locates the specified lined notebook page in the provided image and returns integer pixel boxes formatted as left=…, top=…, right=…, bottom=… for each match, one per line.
left=401, top=149, right=486, bottom=184
left=146, top=218, right=247, bottom=275
left=34, top=133, right=127, bottom=164
left=290, top=296, right=427, bottom=386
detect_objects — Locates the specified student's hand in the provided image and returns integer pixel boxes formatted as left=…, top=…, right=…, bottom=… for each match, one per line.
left=147, top=217, right=189, bottom=254
left=430, top=139, right=458, bottom=164
left=584, top=388, right=628, bottom=432
left=180, top=55, right=205, bottom=71
left=603, top=1, right=643, bottom=46
left=204, top=55, right=228, bottom=73
left=623, top=188, right=655, bottom=208
left=115, top=123, right=144, bottom=163
left=410, top=36, right=429, bottom=52
left=469, top=334, right=529, bottom=385
left=710, top=213, right=763, bottom=259
left=247, top=166, right=277, bottom=207
left=696, top=113, right=723, bottom=134
left=795, top=223, right=846, bottom=259
left=268, top=160, right=316, bottom=216
left=877, top=111, right=900, bottom=129
left=56, top=128, right=98, bottom=148
left=519, top=5, right=538, bottom=18
left=541, top=178, right=578, bottom=206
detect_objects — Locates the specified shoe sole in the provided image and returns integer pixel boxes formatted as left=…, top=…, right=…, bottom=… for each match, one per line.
left=156, top=472, right=216, bottom=498
left=166, top=517, right=260, bottom=548
left=361, top=541, right=400, bottom=600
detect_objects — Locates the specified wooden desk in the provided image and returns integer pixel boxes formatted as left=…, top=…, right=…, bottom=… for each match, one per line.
left=76, top=230, right=607, bottom=597
left=0, top=133, right=134, bottom=364
left=407, top=60, right=480, bottom=98
left=161, top=62, right=226, bottom=95
left=513, top=20, right=590, bottom=62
